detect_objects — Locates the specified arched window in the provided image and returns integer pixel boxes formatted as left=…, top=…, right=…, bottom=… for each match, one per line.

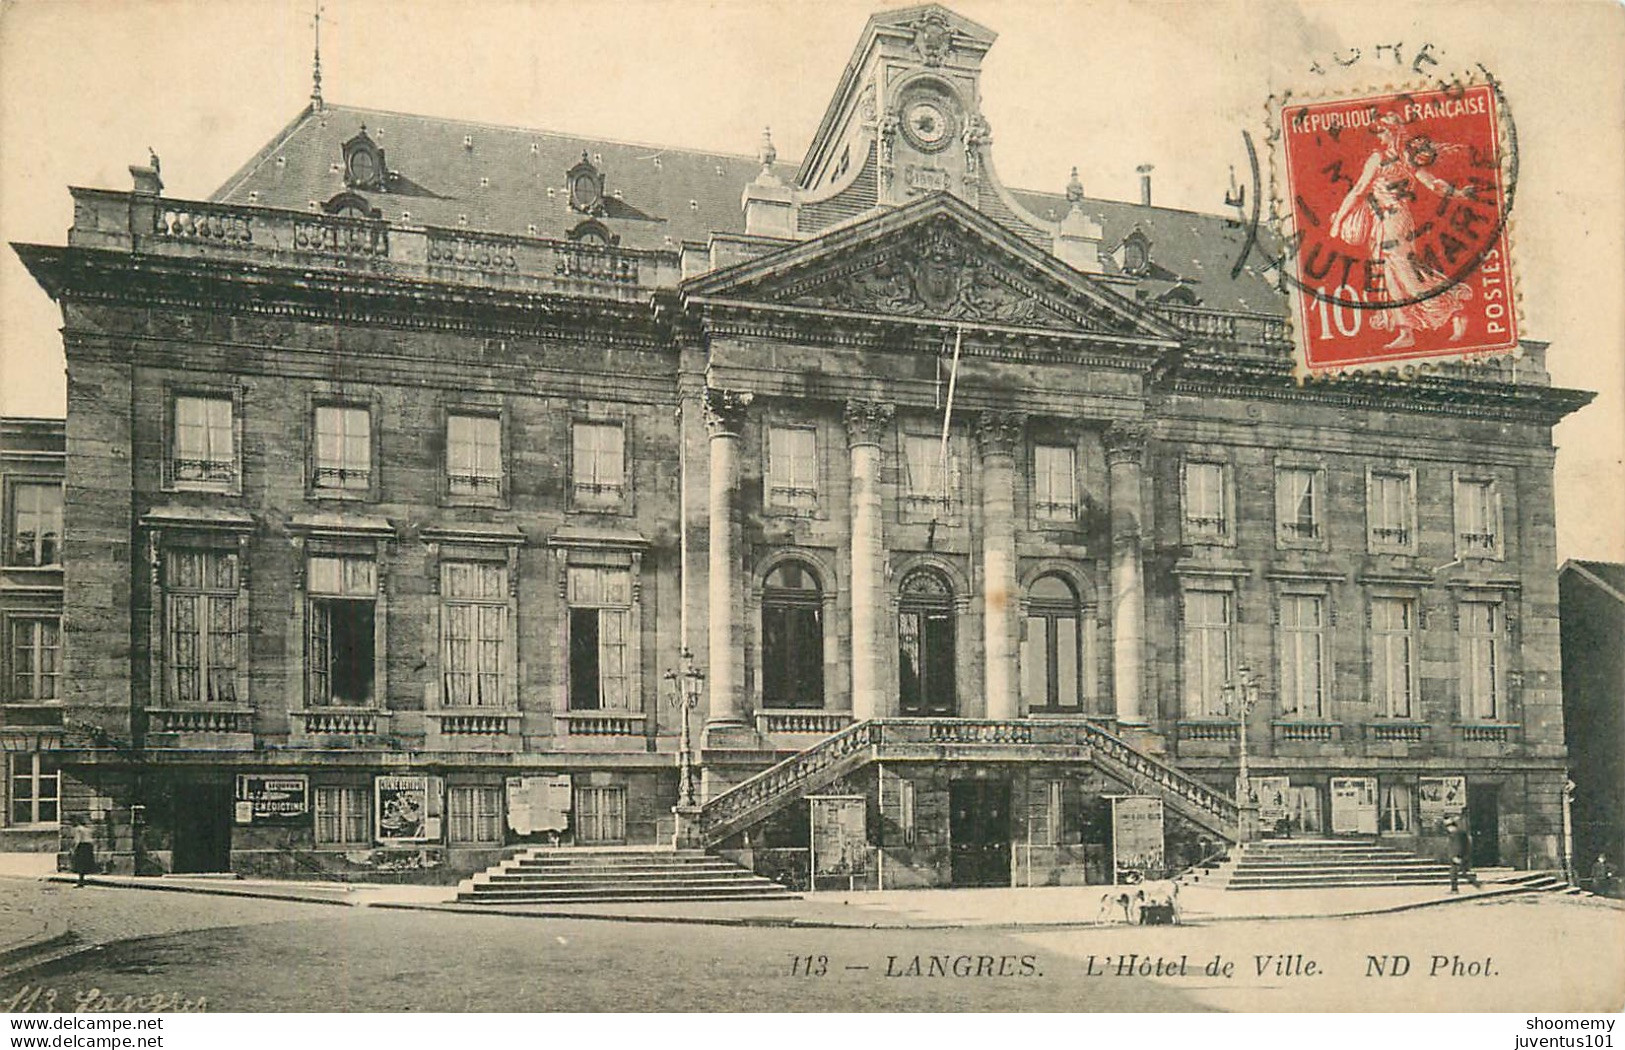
left=761, top=561, right=824, bottom=709
left=1022, top=574, right=1085, bottom=711
left=898, top=568, right=956, bottom=716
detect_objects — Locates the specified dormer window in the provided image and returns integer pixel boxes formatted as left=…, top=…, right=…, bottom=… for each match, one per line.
left=567, top=219, right=618, bottom=246
left=567, top=152, right=605, bottom=215
left=1119, top=228, right=1152, bottom=276
left=342, top=126, right=386, bottom=192
left=322, top=192, right=381, bottom=220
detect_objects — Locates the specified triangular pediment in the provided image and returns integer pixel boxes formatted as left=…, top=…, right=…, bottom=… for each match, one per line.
left=684, top=195, right=1182, bottom=344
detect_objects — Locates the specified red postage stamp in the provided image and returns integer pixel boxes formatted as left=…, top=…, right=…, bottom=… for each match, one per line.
left=1280, top=82, right=1517, bottom=372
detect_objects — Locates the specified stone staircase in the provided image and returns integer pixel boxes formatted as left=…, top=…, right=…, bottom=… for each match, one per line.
left=1189, top=838, right=1456, bottom=890
left=697, top=717, right=1240, bottom=848
left=455, top=846, right=798, bottom=905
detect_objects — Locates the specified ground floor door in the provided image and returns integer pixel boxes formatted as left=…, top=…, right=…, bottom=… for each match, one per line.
left=1467, top=783, right=1500, bottom=867
left=949, top=780, right=1010, bottom=888
left=172, top=780, right=232, bottom=873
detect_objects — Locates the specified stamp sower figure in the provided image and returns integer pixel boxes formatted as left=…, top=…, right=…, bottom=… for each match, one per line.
left=1329, top=112, right=1475, bottom=350
left=1445, top=817, right=1477, bottom=893
left=69, top=819, right=97, bottom=887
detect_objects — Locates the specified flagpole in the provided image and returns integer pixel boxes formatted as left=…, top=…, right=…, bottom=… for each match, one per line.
left=938, top=325, right=963, bottom=508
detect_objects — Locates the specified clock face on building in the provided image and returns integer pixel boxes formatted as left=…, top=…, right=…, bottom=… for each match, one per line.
left=346, top=148, right=378, bottom=188
left=570, top=171, right=602, bottom=213
left=899, top=89, right=960, bottom=154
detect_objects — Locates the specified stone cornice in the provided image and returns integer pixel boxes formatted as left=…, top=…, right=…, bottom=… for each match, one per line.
left=843, top=399, right=896, bottom=447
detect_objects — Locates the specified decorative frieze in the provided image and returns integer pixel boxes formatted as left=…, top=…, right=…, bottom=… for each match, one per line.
left=843, top=399, right=895, bottom=447
left=1103, top=420, right=1150, bottom=464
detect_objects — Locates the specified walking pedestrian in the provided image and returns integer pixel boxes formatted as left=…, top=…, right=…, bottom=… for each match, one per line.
left=1445, top=818, right=1477, bottom=893
left=69, top=819, right=97, bottom=887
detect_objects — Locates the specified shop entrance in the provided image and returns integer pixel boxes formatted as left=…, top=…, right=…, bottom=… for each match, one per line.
left=949, top=779, right=1010, bottom=888
left=1467, top=783, right=1500, bottom=868
left=172, top=780, right=233, bottom=873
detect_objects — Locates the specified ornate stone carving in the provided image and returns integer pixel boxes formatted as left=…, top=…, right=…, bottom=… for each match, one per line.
left=784, top=227, right=1080, bottom=327
left=1103, top=421, right=1150, bottom=463
left=703, top=388, right=754, bottom=437
left=843, top=400, right=895, bottom=447
left=912, top=10, right=954, bottom=66
left=975, top=410, right=1025, bottom=458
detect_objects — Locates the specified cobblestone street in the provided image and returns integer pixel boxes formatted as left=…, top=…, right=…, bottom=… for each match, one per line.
left=3, top=878, right=1619, bottom=1012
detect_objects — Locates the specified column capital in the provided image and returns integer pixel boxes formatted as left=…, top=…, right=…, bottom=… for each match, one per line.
left=1103, top=421, right=1150, bottom=464
left=843, top=399, right=895, bottom=448
left=703, top=387, right=754, bottom=437
left=975, top=410, right=1026, bottom=459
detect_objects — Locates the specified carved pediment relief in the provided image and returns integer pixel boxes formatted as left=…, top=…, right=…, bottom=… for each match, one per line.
left=756, top=221, right=1137, bottom=334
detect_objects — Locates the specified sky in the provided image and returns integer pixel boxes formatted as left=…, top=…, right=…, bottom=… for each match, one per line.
left=0, top=0, right=1620, bottom=560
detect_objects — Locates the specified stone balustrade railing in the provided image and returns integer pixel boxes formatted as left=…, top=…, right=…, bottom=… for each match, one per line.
left=146, top=708, right=252, bottom=734
left=433, top=711, right=518, bottom=736
left=1365, top=722, right=1427, bottom=743
left=559, top=713, right=645, bottom=736
left=1272, top=721, right=1341, bottom=743
left=1150, top=302, right=1291, bottom=354
left=296, top=709, right=380, bottom=735
left=1458, top=723, right=1516, bottom=743
left=70, top=189, right=676, bottom=300
left=756, top=711, right=854, bottom=735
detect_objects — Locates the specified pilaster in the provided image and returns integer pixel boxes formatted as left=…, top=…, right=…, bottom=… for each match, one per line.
left=845, top=399, right=894, bottom=721
left=1105, top=421, right=1149, bottom=725
left=977, top=411, right=1024, bottom=719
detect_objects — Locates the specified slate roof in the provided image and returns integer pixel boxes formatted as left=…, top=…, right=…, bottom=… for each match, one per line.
left=213, top=102, right=1284, bottom=315
left=1566, top=560, right=1625, bottom=601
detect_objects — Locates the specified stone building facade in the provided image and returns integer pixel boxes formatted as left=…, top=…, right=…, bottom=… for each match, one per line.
left=1, top=417, right=65, bottom=851
left=13, top=4, right=1591, bottom=885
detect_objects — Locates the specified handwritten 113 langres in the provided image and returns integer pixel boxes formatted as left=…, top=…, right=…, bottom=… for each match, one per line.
left=4, top=984, right=207, bottom=1013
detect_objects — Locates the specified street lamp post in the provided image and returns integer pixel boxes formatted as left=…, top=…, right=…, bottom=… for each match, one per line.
left=664, top=648, right=705, bottom=811
left=1222, top=664, right=1262, bottom=842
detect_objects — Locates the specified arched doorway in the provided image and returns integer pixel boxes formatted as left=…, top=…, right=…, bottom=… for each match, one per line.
left=898, top=567, right=956, bottom=716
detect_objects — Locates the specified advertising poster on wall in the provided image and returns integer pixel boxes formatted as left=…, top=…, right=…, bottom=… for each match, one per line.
left=1111, top=795, right=1165, bottom=880
left=376, top=775, right=443, bottom=843
left=505, top=775, right=573, bottom=837
left=809, top=795, right=868, bottom=878
left=1248, top=776, right=1291, bottom=827
left=1330, top=777, right=1379, bottom=835
left=233, top=774, right=309, bottom=825
left=1418, top=776, right=1469, bottom=832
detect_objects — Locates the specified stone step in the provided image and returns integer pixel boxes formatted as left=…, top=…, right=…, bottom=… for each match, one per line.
left=511, top=856, right=724, bottom=870
left=498, top=864, right=751, bottom=879
left=480, top=873, right=777, bottom=889
left=1230, top=864, right=1452, bottom=877
left=1226, top=875, right=1456, bottom=889
left=457, top=886, right=799, bottom=904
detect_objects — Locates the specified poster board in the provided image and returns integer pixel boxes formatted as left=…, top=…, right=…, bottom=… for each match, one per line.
left=376, top=775, right=443, bottom=844
left=1330, top=777, right=1379, bottom=835
left=808, top=795, right=868, bottom=878
left=1249, top=776, right=1291, bottom=827
left=1111, top=795, right=1165, bottom=881
left=1418, top=776, right=1468, bottom=833
left=233, top=774, right=308, bottom=825
left=505, top=775, right=573, bottom=836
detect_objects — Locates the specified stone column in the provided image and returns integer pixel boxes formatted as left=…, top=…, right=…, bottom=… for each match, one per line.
left=704, top=388, right=753, bottom=744
left=1106, top=422, right=1150, bottom=725
left=844, top=400, right=894, bottom=722
left=977, top=411, right=1025, bottom=721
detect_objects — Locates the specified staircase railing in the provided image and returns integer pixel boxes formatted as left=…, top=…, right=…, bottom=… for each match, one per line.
left=697, top=717, right=1241, bottom=848
left=1079, top=722, right=1238, bottom=838
left=698, top=720, right=877, bottom=846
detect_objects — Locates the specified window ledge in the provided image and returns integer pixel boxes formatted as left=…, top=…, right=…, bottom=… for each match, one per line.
left=557, top=711, right=644, bottom=736
left=755, top=710, right=852, bottom=735
left=293, top=708, right=390, bottom=735
left=429, top=710, right=520, bottom=736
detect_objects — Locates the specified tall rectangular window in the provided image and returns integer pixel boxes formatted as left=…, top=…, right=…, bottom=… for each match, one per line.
left=572, top=422, right=625, bottom=506
left=313, top=406, right=371, bottom=491
left=1184, top=461, right=1229, bottom=540
left=1371, top=597, right=1416, bottom=717
left=441, top=561, right=508, bottom=707
left=1032, top=443, right=1077, bottom=522
left=7, top=483, right=61, bottom=566
left=307, top=555, right=377, bottom=706
left=903, top=434, right=962, bottom=516
left=1379, top=781, right=1414, bottom=833
left=568, top=566, right=632, bottom=710
left=1182, top=591, right=1232, bottom=716
left=1455, top=478, right=1501, bottom=557
left=9, top=618, right=61, bottom=702
left=166, top=550, right=239, bottom=705
left=1369, top=471, right=1414, bottom=550
left=8, top=754, right=59, bottom=826
left=448, top=785, right=503, bottom=844
left=575, top=785, right=626, bottom=844
left=172, top=395, right=235, bottom=486
left=1459, top=600, right=1502, bottom=720
left=766, top=426, right=819, bottom=508
left=1276, top=466, right=1321, bottom=544
left=314, top=785, right=370, bottom=845
left=446, top=414, right=503, bottom=497
left=1278, top=595, right=1326, bottom=718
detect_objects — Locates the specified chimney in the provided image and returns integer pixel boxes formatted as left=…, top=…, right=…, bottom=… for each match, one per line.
left=1136, top=163, right=1154, bottom=207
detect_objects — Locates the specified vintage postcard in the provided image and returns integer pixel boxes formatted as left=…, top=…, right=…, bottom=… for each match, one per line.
left=0, top=0, right=1620, bottom=1031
